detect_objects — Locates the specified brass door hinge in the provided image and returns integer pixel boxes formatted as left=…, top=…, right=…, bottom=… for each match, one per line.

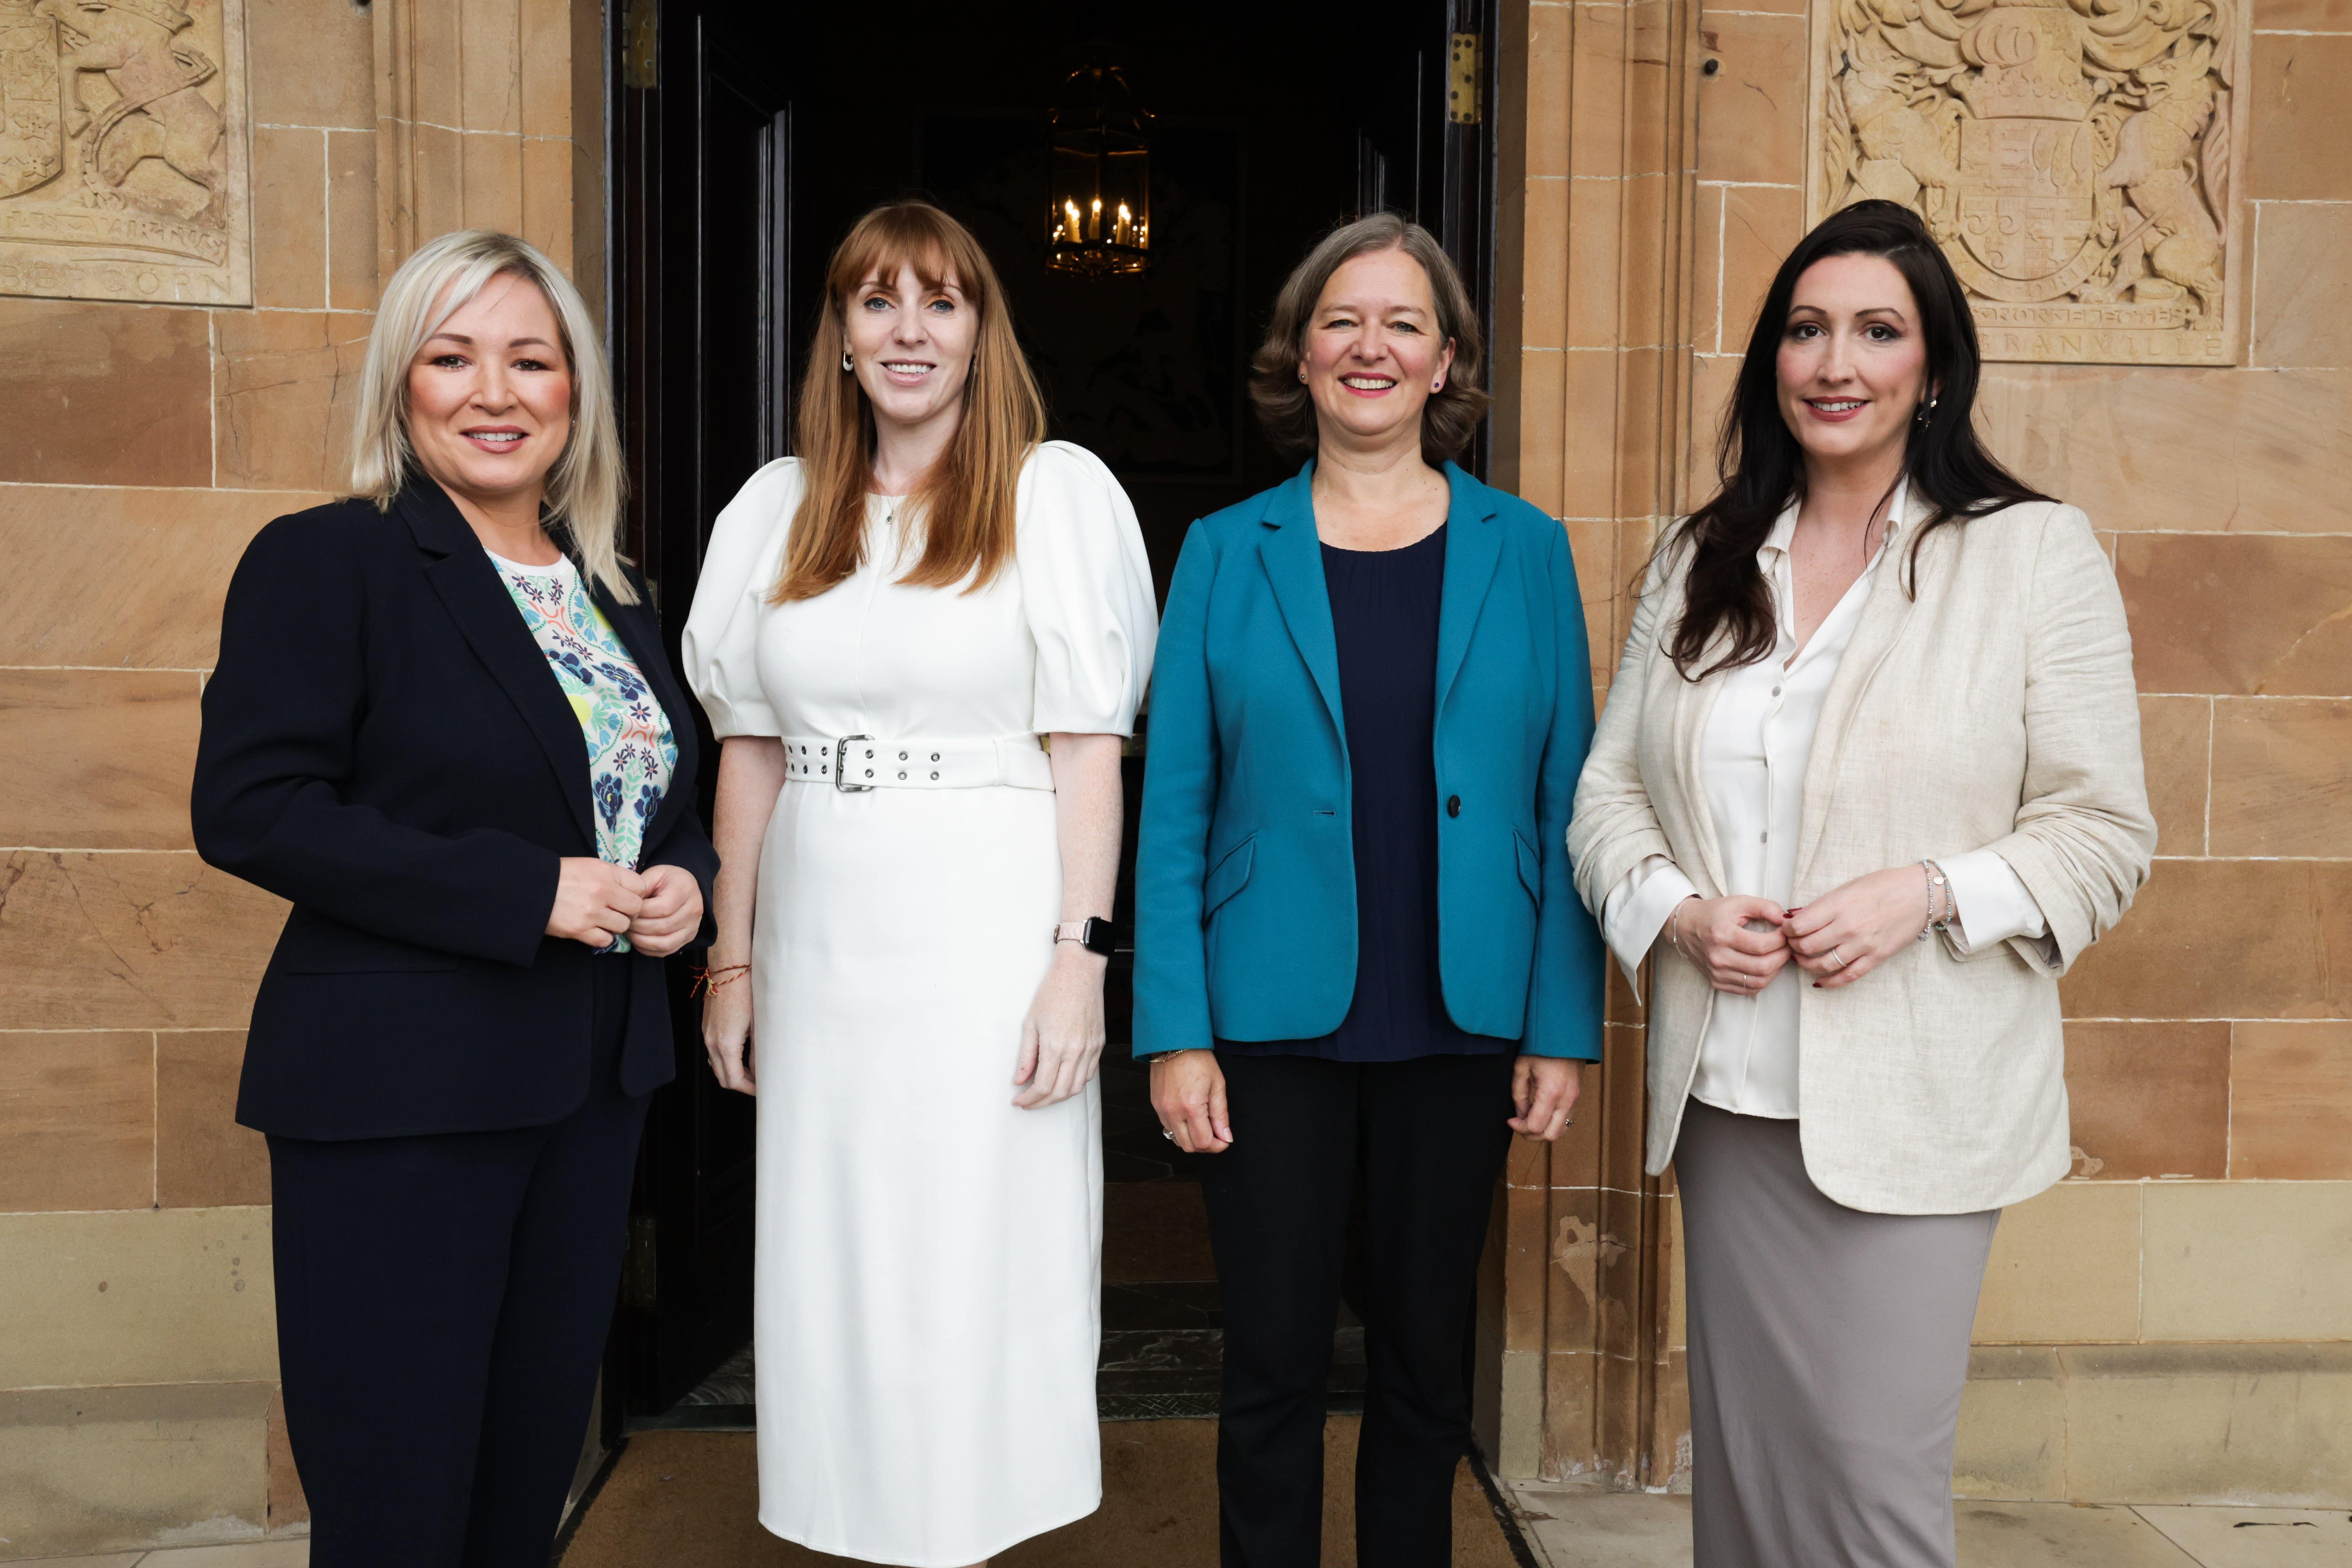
left=622, top=0, right=658, bottom=90
left=1448, top=33, right=1482, bottom=124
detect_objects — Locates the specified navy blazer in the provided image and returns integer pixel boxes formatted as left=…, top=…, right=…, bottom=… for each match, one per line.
left=192, top=479, right=719, bottom=1140
left=1133, top=462, right=1607, bottom=1060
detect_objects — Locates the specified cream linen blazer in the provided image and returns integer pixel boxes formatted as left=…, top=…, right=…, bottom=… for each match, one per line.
left=1567, top=493, right=2155, bottom=1214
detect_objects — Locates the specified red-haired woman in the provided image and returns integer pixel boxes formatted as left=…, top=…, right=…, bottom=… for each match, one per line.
left=684, top=202, right=1156, bottom=1565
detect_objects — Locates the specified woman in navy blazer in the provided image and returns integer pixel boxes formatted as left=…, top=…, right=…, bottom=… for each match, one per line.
left=192, top=233, right=716, bottom=1568
left=1134, top=215, right=1607, bottom=1568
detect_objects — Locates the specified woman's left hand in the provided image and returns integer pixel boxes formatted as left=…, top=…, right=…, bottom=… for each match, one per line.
left=1784, top=865, right=1927, bottom=988
left=1509, top=1056, right=1583, bottom=1141
left=626, top=864, right=706, bottom=958
left=1014, top=946, right=1107, bottom=1109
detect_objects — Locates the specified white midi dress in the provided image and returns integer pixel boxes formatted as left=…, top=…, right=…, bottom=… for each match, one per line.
left=681, top=441, right=1156, bottom=1566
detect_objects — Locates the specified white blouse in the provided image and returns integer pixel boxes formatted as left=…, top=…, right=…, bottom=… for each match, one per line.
left=1600, top=486, right=2055, bottom=1119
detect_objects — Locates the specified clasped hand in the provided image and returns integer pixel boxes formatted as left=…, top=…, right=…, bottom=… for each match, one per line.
left=546, top=857, right=705, bottom=958
left=1669, top=864, right=1928, bottom=994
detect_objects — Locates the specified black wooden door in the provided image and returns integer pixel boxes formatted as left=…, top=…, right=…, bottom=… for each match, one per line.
left=607, top=0, right=796, bottom=1420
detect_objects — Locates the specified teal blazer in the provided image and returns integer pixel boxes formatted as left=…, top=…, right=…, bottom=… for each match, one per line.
left=1133, top=462, right=1606, bottom=1060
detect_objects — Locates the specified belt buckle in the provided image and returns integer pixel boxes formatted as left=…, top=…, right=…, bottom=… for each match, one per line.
left=834, top=734, right=876, bottom=792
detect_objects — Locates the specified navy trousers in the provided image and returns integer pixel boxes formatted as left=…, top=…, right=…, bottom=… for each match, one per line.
left=267, top=958, right=648, bottom=1568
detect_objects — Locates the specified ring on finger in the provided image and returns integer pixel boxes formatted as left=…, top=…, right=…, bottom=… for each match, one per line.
left=1831, top=947, right=1847, bottom=970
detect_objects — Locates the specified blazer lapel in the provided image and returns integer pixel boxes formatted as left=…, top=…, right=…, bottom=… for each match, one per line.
left=401, top=480, right=598, bottom=847
left=592, top=577, right=697, bottom=853
left=1256, top=464, right=1348, bottom=748
left=1793, top=486, right=1929, bottom=883
left=1670, top=656, right=1732, bottom=897
left=1433, top=463, right=1502, bottom=715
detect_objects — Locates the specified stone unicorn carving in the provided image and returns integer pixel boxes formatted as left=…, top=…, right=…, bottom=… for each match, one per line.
left=2084, top=40, right=2226, bottom=323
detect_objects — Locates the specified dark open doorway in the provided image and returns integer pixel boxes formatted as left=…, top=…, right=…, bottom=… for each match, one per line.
left=603, top=0, right=1501, bottom=1431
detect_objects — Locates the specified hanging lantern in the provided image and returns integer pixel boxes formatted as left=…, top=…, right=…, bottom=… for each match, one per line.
left=1047, top=60, right=1151, bottom=277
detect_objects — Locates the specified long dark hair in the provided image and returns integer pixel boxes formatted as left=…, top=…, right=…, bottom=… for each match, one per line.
left=1663, top=200, right=2048, bottom=680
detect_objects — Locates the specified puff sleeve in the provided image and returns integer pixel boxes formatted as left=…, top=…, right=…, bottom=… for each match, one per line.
left=682, top=457, right=799, bottom=739
left=1016, top=441, right=1158, bottom=736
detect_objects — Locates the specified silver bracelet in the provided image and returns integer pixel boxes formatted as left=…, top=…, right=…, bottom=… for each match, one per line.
left=1919, top=859, right=1953, bottom=940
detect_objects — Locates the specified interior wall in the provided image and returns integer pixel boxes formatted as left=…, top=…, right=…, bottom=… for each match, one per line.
left=1497, top=0, right=2352, bottom=1501
left=0, top=0, right=603, bottom=1555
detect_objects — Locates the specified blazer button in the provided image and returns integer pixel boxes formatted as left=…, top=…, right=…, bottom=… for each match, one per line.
left=1446, top=795, right=1462, bottom=818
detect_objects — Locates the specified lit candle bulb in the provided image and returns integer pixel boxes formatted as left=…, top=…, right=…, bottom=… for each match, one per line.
left=1064, top=198, right=1082, bottom=243
left=1091, top=196, right=1102, bottom=241
left=1116, top=202, right=1133, bottom=245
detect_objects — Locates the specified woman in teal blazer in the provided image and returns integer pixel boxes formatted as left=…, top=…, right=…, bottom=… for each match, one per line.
left=1133, top=215, right=1607, bottom=1568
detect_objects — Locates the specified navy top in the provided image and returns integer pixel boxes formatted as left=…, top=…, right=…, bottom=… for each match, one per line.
left=1219, top=524, right=1515, bottom=1063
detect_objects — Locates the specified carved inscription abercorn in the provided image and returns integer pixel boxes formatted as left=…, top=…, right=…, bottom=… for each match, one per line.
left=0, top=0, right=248, bottom=305
left=1810, top=0, right=2249, bottom=365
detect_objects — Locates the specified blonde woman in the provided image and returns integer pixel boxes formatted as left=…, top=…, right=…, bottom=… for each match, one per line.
left=684, top=201, right=1155, bottom=1565
left=192, top=231, right=715, bottom=1568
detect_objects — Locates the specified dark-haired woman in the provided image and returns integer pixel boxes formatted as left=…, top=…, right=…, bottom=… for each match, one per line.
left=1135, top=214, right=1605, bottom=1568
left=685, top=202, right=1154, bottom=1565
left=1568, top=199, right=2154, bottom=1567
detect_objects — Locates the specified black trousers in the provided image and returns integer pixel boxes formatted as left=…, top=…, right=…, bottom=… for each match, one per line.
left=1200, top=1049, right=1517, bottom=1568
left=267, top=959, right=649, bottom=1568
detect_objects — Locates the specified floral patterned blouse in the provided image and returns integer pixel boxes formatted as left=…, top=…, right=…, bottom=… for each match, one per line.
left=490, top=550, right=677, bottom=952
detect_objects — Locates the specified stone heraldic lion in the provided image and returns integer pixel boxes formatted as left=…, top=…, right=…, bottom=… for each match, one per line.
left=2082, top=41, right=2226, bottom=324
left=31, top=0, right=223, bottom=208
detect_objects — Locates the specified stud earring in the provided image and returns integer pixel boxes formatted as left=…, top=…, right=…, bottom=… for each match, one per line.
left=1914, top=395, right=1937, bottom=425
left=1298, top=368, right=1308, bottom=383
left=841, top=351, right=854, bottom=373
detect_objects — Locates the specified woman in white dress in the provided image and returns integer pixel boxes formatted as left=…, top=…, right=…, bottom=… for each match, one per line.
left=682, top=201, right=1155, bottom=1566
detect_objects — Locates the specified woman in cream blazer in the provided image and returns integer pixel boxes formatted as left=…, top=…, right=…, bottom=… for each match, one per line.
left=1568, top=201, right=2153, bottom=1568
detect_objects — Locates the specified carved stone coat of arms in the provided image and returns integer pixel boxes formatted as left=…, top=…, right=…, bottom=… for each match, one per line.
left=1809, top=0, right=2249, bottom=364
left=0, top=0, right=248, bottom=304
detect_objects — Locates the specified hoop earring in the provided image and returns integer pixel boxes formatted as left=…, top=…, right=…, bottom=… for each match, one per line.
left=841, top=351, right=854, bottom=373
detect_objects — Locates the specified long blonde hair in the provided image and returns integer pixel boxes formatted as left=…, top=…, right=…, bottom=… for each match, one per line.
left=349, top=230, right=634, bottom=604
left=771, top=202, right=1045, bottom=603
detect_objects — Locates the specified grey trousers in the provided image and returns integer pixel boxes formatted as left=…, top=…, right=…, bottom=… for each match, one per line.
left=1675, top=1100, right=2001, bottom=1568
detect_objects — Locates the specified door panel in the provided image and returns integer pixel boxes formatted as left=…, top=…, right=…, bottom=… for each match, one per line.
left=608, top=0, right=795, bottom=1420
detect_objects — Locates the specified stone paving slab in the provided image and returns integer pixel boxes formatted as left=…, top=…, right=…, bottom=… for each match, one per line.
left=2137, top=1507, right=2352, bottom=1567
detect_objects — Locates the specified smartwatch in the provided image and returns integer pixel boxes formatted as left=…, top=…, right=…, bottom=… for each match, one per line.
left=1053, top=917, right=1118, bottom=957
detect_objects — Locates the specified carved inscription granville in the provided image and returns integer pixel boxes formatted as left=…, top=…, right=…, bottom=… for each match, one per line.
left=0, top=0, right=248, bottom=304
left=1811, top=0, right=2248, bottom=365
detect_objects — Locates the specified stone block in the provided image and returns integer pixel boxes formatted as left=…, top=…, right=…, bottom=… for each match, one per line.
left=213, top=312, right=370, bottom=493
left=2248, top=35, right=2352, bottom=201
left=0, top=1207, right=275, bottom=1388
left=1954, top=1502, right=2215, bottom=1566
left=520, top=0, right=576, bottom=141
left=460, top=131, right=527, bottom=234
left=0, top=301, right=212, bottom=488
left=265, top=1386, right=307, bottom=1532
left=327, top=130, right=379, bottom=313
left=2210, top=698, right=2352, bottom=858
left=2253, top=203, right=2352, bottom=369
left=1694, top=13, right=1806, bottom=186
left=1567, top=4, right=1631, bottom=182
left=247, top=0, right=375, bottom=129
left=0, top=669, right=202, bottom=849
left=1547, top=1186, right=1605, bottom=1350
left=458, top=0, right=524, bottom=135
left=2230, top=1021, right=2352, bottom=1180
left=2253, top=0, right=2349, bottom=23
left=0, top=1383, right=272, bottom=1559
left=1524, top=177, right=1570, bottom=350
left=2063, top=859, right=2352, bottom=1022
left=0, top=1031, right=153, bottom=1212
left=1517, top=349, right=1565, bottom=517
left=2116, top=533, right=2352, bottom=697
left=1527, top=5, right=1572, bottom=180
left=2135, top=696, right=2209, bottom=858
left=1718, top=184, right=1803, bottom=357
left=1541, top=1348, right=1601, bottom=1481
left=1565, top=178, right=1624, bottom=353
left=250, top=127, right=326, bottom=312
left=0, top=851, right=285, bottom=1031
left=1974, top=1182, right=2140, bottom=1344
left=1975, top=366, right=2352, bottom=536
left=2061, top=1021, right=2230, bottom=1181
left=1955, top=1348, right=2067, bottom=1502
left=159, top=1032, right=269, bottom=1210
left=0, top=484, right=308, bottom=670
left=520, top=135, right=578, bottom=272
left=2142, top=1182, right=2352, bottom=1341
left=2061, top=1342, right=2352, bottom=1505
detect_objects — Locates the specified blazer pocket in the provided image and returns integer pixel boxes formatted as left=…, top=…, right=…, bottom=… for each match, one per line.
left=1512, top=829, right=1543, bottom=906
left=1202, top=835, right=1258, bottom=922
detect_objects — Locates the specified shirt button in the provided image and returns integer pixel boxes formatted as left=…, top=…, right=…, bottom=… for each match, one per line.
left=1760, top=831, right=1769, bottom=843
left=1447, top=795, right=1462, bottom=818
left=1771, top=686, right=1782, bottom=696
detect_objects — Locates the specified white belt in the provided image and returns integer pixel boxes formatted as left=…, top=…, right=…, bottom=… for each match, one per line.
left=781, top=733, right=1055, bottom=792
